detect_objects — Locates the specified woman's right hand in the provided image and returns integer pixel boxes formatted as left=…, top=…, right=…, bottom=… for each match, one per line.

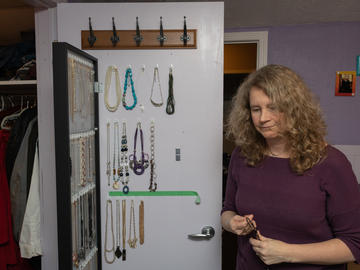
left=230, top=214, right=255, bottom=236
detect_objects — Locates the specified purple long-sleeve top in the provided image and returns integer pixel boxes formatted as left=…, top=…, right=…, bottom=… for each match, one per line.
left=222, top=145, right=360, bottom=270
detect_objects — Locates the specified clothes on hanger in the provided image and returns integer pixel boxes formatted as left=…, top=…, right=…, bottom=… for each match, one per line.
left=10, top=117, right=37, bottom=243
left=19, top=143, right=42, bottom=258
left=5, top=107, right=37, bottom=183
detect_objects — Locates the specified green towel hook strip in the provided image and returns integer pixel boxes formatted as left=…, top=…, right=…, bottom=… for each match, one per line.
left=109, top=191, right=201, bottom=205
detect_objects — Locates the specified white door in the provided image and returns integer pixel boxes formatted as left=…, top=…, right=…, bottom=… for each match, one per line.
left=56, top=3, right=223, bottom=269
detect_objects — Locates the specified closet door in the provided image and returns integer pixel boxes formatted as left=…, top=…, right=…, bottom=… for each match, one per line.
left=52, top=42, right=101, bottom=270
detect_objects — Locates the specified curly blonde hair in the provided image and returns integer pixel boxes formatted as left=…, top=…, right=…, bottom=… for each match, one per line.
left=226, top=64, right=327, bottom=174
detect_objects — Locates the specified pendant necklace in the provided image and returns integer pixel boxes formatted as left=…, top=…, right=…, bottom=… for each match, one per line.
left=104, top=65, right=121, bottom=112
left=166, top=66, right=175, bottom=114
left=122, top=200, right=127, bottom=261
left=139, top=200, right=144, bottom=245
left=106, top=122, right=111, bottom=186
left=149, top=120, right=157, bottom=191
left=112, top=122, right=120, bottom=190
left=150, top=66, right=164, bottom=107
left=104, top=200, right=115, bottom=264
left=122, top=67, right=137, bottom=110
left=119, top=121, right=130, bottom=194
left=128, top=200, right=137, bottom=248
left=115, top=200, right=122, bottom=258
left=129, top=122, right=149, bottom=175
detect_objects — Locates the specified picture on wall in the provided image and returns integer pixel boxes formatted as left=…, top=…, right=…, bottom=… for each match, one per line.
left=335, top=71, right=356, bottom=96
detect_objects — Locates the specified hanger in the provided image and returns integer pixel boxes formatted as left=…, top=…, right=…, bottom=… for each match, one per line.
left=0, top=96, right=29, bottom=130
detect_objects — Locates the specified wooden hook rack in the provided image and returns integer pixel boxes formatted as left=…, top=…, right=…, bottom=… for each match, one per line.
left=81, top=29, right=197, bottom=50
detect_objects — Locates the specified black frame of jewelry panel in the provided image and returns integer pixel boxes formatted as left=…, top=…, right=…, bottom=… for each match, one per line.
left=52, top=42, right=102, bottom=270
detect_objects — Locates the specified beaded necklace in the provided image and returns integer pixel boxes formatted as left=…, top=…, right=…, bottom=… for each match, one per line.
left=104, top=65, right=121, bottom=112
left=119, top=122, right=130, bottom=194
left=166, top=67, right=175, bottom=114
left=122, top=67, right=137, bottom=110
left=129, top=122, right=149, bottom=175
left=106, top=122, right=111, bottom=186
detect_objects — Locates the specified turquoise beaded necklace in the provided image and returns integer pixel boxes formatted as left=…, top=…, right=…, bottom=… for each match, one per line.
left=122, top=67, right=137, bottom=110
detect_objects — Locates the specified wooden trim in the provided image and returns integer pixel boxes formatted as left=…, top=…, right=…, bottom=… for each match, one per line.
left=81, top=29, right=197, bottom=50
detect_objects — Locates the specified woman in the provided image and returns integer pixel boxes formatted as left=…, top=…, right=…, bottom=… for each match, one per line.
left=221, top=64, right=360, bottom=269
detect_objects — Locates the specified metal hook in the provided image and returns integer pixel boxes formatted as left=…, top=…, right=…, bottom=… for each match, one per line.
left=134, top=16, right=143, bottom=46
left=111, top=17, right=119, bottom=46
left=157, top=16, right=167, bottom=46
left=88, top=17, right=97, bottom=47
left=180, top=16, right=190, bottom=45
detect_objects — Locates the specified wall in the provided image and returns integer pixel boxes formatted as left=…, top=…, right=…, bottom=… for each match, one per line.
left=226, top=22, right=360, bottom=146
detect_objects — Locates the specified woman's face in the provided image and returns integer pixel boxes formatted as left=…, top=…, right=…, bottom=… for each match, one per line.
left=249, top=86, right=285, bottom=142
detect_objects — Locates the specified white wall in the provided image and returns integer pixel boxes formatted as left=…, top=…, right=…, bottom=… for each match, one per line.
left=334, top=145, right=360, bottom=183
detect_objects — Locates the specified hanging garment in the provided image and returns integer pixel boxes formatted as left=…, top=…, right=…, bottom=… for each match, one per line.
left=19, top=144, right=42, bottom=258
left=5, top=107, right=37, bottom=182
left=0, top=129, right=17, bottom=270
left=9, top=117, right=37, bottom=243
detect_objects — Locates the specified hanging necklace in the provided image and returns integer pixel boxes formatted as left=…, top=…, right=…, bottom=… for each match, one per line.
left=104, top=200, right=115, bottom=264
left=149, top=120, right=157, bottom=191
left=104, top=65, right=121, bottom=112
left=129, top=122, right=149, bottom=175
left=166, top=66, right=175, bottom=114
left=78, top=195, right=85, bottom=260
left=122, top=200, right=127, bottom=261
left=72, top=201, right=79, bottom=267
left=115, top=200, right=122, bottom=258
left=139, top=200, right=144, bottom=245
left=150, top=66, right=164, bottom=107
left=106, top=122, right=111, bottom=186
left=122, top=67, right=137, bottom=110
left=128, top=200, right=137, bottom=248
left=119, top=121, right=130, bottom=194
left=79, top=137, right=87, bottom=187
left=113, top=122, right=120, bottom=190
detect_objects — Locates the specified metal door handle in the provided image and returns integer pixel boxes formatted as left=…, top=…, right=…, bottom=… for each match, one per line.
left=188, top=226, right=215, bottom=239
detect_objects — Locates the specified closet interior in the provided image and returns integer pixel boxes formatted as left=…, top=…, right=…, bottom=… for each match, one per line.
left=0, top=2, right=40, bottom=270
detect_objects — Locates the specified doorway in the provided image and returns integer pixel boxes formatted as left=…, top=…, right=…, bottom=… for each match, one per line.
left=222, top=31, right=268, bottom=270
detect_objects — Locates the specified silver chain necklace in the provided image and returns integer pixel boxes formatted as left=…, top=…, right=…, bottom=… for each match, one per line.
left=106, top=122, right=111, bottom=186
left=150, top=66, right=164, bottom=107
left=104, top=200, right=115, bottom=264
left=149, top=120, right=157, bottom=191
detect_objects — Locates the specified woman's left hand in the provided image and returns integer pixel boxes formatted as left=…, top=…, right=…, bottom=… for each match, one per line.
left=249, top=231, right=290, bottom=265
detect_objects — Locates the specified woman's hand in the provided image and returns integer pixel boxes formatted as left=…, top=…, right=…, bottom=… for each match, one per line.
left=249, top=231, right=290, bottom=265
left=229, top=214, right=256, bottom=236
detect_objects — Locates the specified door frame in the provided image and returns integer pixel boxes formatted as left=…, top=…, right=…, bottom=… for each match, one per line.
left=224, top=31, right=268, bottom=69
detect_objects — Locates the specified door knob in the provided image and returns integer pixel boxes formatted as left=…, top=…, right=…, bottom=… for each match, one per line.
left=188, top=226, right=215, bottom=239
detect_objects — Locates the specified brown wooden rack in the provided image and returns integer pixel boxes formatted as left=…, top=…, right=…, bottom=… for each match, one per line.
left=81, top=29, right=197, bottom=50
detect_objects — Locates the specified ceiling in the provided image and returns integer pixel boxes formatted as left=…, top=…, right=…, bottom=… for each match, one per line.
left=3, top=0, right=360, bottom=29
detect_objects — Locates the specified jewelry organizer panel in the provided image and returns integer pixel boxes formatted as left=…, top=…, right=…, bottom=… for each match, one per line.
left=53, top=42, right=101, bottom=270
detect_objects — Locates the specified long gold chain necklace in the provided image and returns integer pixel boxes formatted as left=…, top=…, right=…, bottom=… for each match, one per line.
left=104, top=200, right=115, bottom=264
left=139, top=200, right=144, bottom=245
left=128, top=200, right=137, bottom=248
left=72, top=201, right=79, bottom=267
left=104, top=65, right=121, bottom=112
